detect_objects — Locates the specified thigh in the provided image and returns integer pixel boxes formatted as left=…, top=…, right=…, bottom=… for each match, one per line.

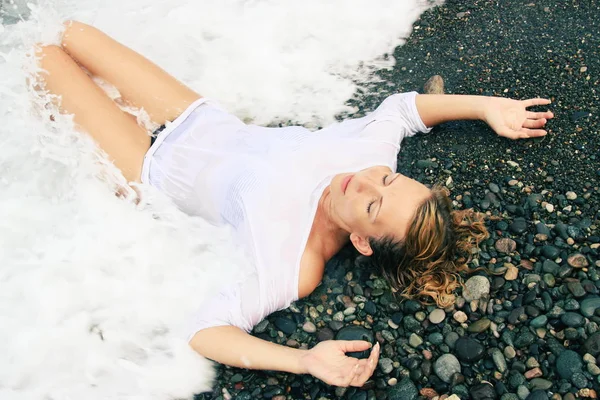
left=36, top=45, right=150, bottom=183
left=61, top=21, right=201, bottom=126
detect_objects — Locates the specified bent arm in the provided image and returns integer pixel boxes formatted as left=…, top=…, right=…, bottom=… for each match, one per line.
left=415, top=94, right=486, bottom=127
left=189, top=325, right=307, bottom=374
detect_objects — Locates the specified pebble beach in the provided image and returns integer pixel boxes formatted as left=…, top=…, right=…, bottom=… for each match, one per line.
left=197, top=0, right=600, bottom=399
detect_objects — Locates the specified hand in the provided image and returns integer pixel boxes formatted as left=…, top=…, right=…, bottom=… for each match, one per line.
left=482, top=97, right=554, bottom=139
left=299, top=340, right=380, bottom=387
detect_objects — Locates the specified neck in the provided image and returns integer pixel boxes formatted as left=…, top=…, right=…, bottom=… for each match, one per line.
left=310, top=186, right=349, bottom=260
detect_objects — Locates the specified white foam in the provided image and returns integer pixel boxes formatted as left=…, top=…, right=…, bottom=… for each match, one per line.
left=0, top=0, right=439, bottom=398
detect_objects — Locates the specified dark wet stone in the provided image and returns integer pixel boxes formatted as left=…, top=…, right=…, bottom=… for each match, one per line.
left=563, top=298, right=580, bottom=311
left=492, top=277, right=505, bottom=290
left=541, top=245, right=560, bottom=259
left=452, top=384, right=469, bottom=399
left=509, top=218, right=528, bottom=234
left=416, top=159, right=438, bottom=169
left=581, top=297, right=600, bottom=317
left=567, top=281, right=586, bottom=297
left=364, top=301, right=377, bottom=315
left=556, top=350, right=583, bottom=379
left=428, top=332, right=444, bottom=345
left=391, top=312, right=403, bottom=325
left=329, top=321, right=344, bottom=331
left=388, top=377, right=418, bottom=400
left=404, top=300, right=422, bottom=313
left=455, top=337, right=485, bottom=363
left=445, top=331, right=460, bottom=349
left=560, top=312, right=585, bottom=328
left=507, top=370, right=526, bottom=389
left=316, top=327, right=334, bottom=342
left=571, top=372, right=589, bottom=388
left=535, top=223, right=551, bottom=236
left=508, top=306, right=526, bottom=325
left=583, top=332, right=600, bottom=356
left=514, top=331, right=535, bottom=348
left=542, top=260, right=559, bottom=275
left=263, top=386, right=283, bottom=397
left=274, top=317, right=297, bottom=335
left=530, top=315, right=547, bottom=328
left=554, top=223, right=569, bottom=240
left=558, top=264, right=573, bottom=278
left=335, top=326, right=372, bottom=342
left=403, top=315, right=421, bottom=332
left=529, top=379, right=552, bottom=391
left=567, top=225, right=584, bottom=240
left=523, top=290, right=537, bottom=304
left=525, top=390, right=549, bottom=400
left=470, top=382, right=497, bottom=400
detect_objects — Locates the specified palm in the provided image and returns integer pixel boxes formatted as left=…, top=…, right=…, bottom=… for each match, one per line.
left=301, top=340, right=380, bottom=387
left=484, top=97, right=553, bottom=140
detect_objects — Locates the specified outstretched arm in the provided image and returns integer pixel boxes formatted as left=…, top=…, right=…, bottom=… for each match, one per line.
left=415, top=94, right=554, bottom=139
left=190, top=325, right=379, bottom=387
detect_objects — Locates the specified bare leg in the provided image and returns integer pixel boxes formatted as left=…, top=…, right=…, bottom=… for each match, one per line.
left=60, top=21, right=201, bottom=126
left=35, top=45, right=150, bottom=183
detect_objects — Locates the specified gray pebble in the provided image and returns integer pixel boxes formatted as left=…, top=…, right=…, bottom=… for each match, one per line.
left=434, top=353, right=461, bottom=383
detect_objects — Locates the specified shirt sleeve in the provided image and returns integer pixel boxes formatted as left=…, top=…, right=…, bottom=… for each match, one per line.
left=360, top=91, right=432, bottom=144
left=185, top=273, right=270, bottom=342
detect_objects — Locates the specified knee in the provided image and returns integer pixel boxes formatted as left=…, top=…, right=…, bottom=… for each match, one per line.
left=61, top=20, right=93, bottom=49
left=34, top=45, right=66, bottom=64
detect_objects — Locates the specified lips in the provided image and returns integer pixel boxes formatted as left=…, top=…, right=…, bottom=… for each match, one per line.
left=341, top=174, right=353, bottom=194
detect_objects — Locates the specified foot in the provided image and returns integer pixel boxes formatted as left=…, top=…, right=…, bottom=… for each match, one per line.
left=423, top=75, right=445, bottom=94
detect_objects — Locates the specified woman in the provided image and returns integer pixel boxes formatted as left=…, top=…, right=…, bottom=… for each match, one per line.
left=34, top=21, right=553, bottom=388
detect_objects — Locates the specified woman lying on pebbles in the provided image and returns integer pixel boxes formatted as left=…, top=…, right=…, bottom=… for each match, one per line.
left=33, top=21, right=554, bottom=388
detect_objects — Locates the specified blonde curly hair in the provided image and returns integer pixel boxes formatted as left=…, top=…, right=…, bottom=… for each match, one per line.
left=365, top=184, right=489, bottom=308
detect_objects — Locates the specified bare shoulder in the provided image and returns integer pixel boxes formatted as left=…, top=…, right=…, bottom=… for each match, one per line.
left=297, top=249, right=325, bottom=299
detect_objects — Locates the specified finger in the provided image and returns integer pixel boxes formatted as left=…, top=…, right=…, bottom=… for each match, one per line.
left=368, top=342, right=380, bottom=372
left=339, top=340, right=373, bottom=353
left=353, top=345, right=380, bottom=386
left=518, top=128, right=547, bottom=138
left=523, top=98, right=551, bottom=107
left=526, top=111, right=553, bottom=120
left=343, top=363, right=360, bottom=387
left=523, top=118, right=547, bottom=129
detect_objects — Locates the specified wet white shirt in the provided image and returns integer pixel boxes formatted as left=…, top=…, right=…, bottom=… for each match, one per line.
left=140, top=91, right=431, bottom=340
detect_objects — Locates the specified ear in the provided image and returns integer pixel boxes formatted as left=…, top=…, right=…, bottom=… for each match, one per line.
left=350, top=232, right=373, bottom=256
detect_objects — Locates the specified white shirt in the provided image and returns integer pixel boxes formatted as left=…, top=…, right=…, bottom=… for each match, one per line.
left=140, top=91, right=431, bottom=340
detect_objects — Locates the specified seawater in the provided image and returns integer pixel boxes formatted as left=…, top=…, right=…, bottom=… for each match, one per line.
left=0, top=0, right=440, bottom=398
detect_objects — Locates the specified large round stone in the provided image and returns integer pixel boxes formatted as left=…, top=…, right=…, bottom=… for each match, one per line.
left=274, top=317, right=296, bottom=335
left=526, top=390, right=549, bottom=400
left=583, top=332, right=600, bottom=356
left=556, top=350, right=583, bottom=379
left=434, top=353, right=461, bottom=383
left=388, top=377, right=418, bottom=400
left=581, top=297, right=600, bottom=318
left=455, top=336, right=485, bottom=363
left=469, top=382, right=496, bottom=400
left=335, top=326, right=373, bottom=359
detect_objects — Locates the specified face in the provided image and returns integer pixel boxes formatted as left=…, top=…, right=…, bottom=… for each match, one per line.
left=328, top=165, right=431, bottom=256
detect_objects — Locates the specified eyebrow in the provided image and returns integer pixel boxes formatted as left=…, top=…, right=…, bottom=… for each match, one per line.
left=374, top=174, right=400, bottom=223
